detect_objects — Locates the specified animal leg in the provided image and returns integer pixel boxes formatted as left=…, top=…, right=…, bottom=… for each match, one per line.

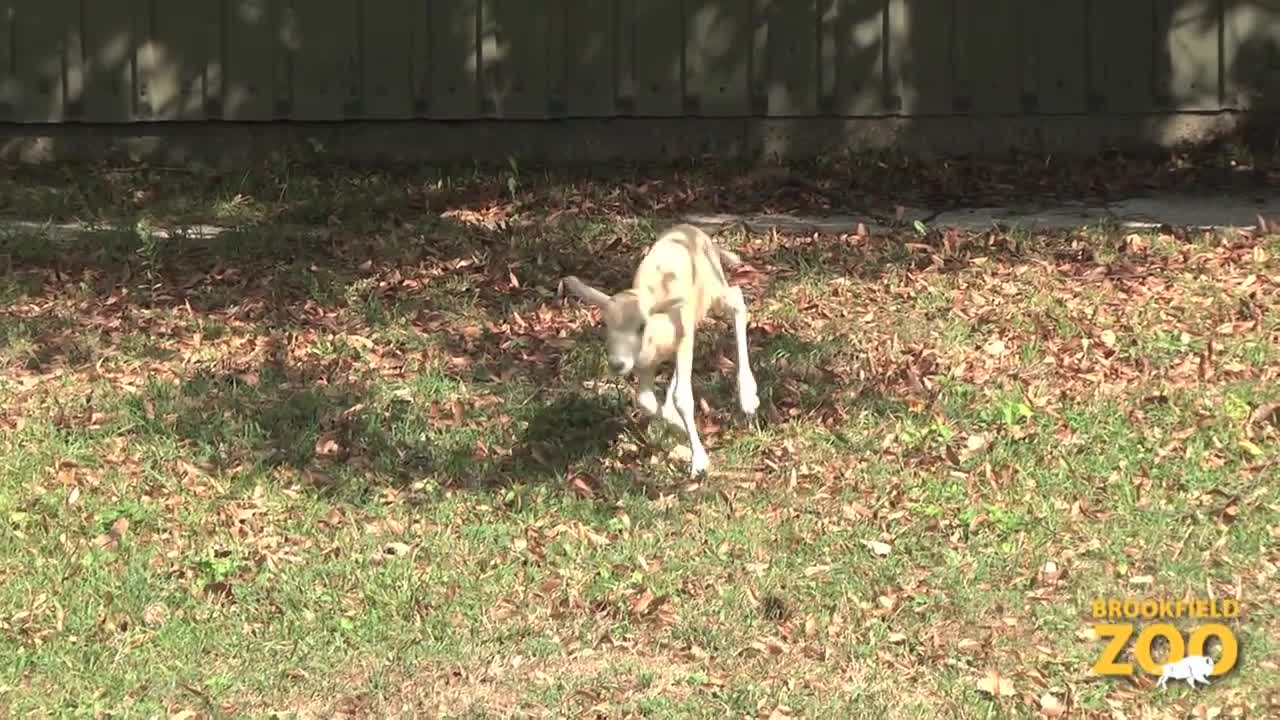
left=660, top=371, right=683, bottom=428
left=673, top=332, right=709, bottom=476
left=721, top=286, right=760, bottom=416
left=634, top=365, right=660, bottom=417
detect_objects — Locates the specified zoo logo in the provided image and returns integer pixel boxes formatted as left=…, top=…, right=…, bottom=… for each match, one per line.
left=1090, top=597, right=1241, bottom=689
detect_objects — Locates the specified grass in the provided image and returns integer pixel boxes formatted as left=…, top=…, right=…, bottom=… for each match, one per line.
left=0, top=162, right=1278, bottom=719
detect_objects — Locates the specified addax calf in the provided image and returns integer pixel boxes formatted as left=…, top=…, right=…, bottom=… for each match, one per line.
left=561, top=224, right=760, bottom=476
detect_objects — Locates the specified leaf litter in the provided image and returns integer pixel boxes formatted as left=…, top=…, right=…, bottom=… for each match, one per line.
left=0, top=158, right=1278, bottom=718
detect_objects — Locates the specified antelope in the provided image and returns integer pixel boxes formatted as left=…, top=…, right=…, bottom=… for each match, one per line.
left=561, top=224, right=759, bottom=476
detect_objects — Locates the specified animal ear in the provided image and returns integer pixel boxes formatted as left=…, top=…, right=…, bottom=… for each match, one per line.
left=649, top=296, right=685, bottom=315
left=561, top=276, right=610, bottom=306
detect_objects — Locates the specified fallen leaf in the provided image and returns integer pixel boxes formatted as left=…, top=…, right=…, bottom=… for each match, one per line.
left=1238, top=439, right=1265, bottom=458
left=143, top=603, right=168, bottom=627
left=957, top=638, right=982, bottom=654
left=863, top=539, right=892, bottom=557
left=93, top=516, right=130, bottom=551
left=630, top=589, right=655, bottom=617
left=1190, top=704, right=1223, bottom=720
left=887, top=632, right=907, bottom=644
left=976, top=669, right=1016, bottom=697
left=381, top=542, right=412, bottom=558
left=959, top=433, right=990, bottom=462
left=568, top=475, right=595, bottom=499
left=803, top=564, right=832, bottom=579
left=314, top=435, right=342, bottom=457
left=1039, top=560, right=1060, bottom=585
left=1039, top=692, right=1066, bottom=717
left=983, top=338, right=1007, bottom=356
left=1128, top=574, right=1154, bottom=586
left=842, top=502, right=873, bottom=521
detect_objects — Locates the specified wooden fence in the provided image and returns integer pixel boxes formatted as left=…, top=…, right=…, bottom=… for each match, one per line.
left=0, top=1, right=1277, bottom=124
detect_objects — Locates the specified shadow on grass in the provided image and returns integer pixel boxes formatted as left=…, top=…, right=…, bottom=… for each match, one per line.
left=736, top=220, right=1146, bottom=288
left=2, top=208, right=937, bottom=497
left=0, top=216, right=602, bottom=369
left=126, top=333, right=638, bottom=496
left=499, top=393, right=630, bottom=484
left=2, top=136, right=1276, bottom=230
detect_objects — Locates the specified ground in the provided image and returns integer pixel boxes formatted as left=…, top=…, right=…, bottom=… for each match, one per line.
left=0, top=152, right=1278, bottom=719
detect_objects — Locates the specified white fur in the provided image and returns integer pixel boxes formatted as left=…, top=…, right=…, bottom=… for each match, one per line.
left=1155, top=654, right=1214, bottom=690
left=562, top=224, right=759, bottom=476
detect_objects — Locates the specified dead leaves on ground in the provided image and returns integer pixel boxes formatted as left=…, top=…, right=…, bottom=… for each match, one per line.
left=92, top=516, right=131, bottom=552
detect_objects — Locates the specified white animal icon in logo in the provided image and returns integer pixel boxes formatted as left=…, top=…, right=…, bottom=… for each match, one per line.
left=1155, top=654, right=1214, bottom=690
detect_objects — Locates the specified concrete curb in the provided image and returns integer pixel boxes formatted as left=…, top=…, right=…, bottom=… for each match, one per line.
left=682, top=194, right=1280, bottom=236
left=2, top=193, right=1278, bottom=244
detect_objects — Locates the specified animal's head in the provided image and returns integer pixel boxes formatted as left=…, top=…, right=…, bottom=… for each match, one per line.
left=562, top=276, right=683, bottom=376
left=1195, top=656, right=1214, bottom=674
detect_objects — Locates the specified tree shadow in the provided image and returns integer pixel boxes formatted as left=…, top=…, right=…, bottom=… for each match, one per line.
left=5, top=0, right=1279, bottom=505
left=0, top=211, right=591, bottom=361
left=498, top=393, right=629, bottom=486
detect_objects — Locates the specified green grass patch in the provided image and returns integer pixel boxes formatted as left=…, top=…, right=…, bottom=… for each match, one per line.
left=0, top=179, right=1277, bottom=718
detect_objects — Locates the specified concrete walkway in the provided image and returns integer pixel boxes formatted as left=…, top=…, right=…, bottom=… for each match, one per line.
left=3, top=192, right=1278, bottom=243
left=682, top=192, right=1280, bottom=235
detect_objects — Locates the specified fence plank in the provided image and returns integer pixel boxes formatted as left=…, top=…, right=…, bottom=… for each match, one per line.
left=1026, top=2, right=1088, bottom=113
left=686, top=0, right=751, bottom=116
left=483, top=0, right=549, bottom=118
left=882, top=0, right=904, bottom=112
left=223, top=0, right=282, bottom=120
left=1092, top=1, right=1155, bottom=112
left=893, top=0, right=953, bottom=114
left=757, top=0, right=819, bottom=116
left=146, top=0, right=218, bottom=120
left=289, top=0, right=359, bottom=120
left=10, top=0, right=79, bottom=122
left=1155, top=0, right=1218, bottom=111
left=428, top=0, right=479, bottom=118
left=819, top=0, right=836, bottom=110
left=81, top=0, right=138, bottom=121
left=362, top=0, right=424, bottom=118
left=563, top=0, right=615, bottom=116
left=631, top=0, right=683, bottom=116
left=546, top=0, right=564, bottom=116
left=1223, top=0, right=1280, bottom=110
left=833, top=0, right=887, bottom=115
left=959, top=0, right=1020, bottom=113
left=0, top=2, right=14, bottom=120
left=0, top=0, right=1262, bottom=124
left=1083, top=0, right=1107, bottom=111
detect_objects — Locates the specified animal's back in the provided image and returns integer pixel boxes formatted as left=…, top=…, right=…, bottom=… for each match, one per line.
left=634, top=224, right=728, bottom=323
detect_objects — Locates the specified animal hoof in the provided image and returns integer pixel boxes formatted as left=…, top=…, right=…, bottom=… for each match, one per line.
left=636, top=390, right=660, bottom=416
left=690, top=450, right=710, bottom=477
left=738, top=374, right=760, bottom=415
